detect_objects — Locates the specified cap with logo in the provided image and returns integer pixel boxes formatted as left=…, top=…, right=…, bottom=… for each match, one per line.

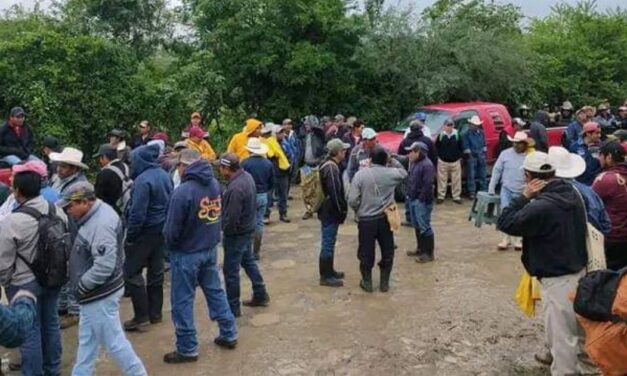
left=57, top=181, right=96, bottom=208
left=217, top=153, right=240, bottom=169
left=10, top=107, right=25, bottom=117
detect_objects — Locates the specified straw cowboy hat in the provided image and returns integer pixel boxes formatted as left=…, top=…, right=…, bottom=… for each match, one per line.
left=468, top=115, right=483, bottom=126
left=548, top=146, right=585, bottom=179
left=245, top=137, right=269, bottom=156
left=507, top=131, right=529, bottom=143
left=49, top=147, right=89, bottom=170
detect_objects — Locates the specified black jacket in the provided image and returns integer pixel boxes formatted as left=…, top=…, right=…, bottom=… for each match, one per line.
left=397, top=128, right=437, bottom=167
left=435, top=131, right=463, bottom=163
left=318, top=158, right=347, bottom=224
left=130, top=134, right=151, bottom=149
left=0, top=122, right=34, bottom=159
left=222, top=169, right=257, bottom=236
left=95, top=160, right=128, bottom=213
left=298, top=127, right=325, bottom=166
left=497, top=180, right=588, bottom=278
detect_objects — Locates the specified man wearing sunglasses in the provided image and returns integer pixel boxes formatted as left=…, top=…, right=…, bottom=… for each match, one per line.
left=569, top=122, right=602, bottom=185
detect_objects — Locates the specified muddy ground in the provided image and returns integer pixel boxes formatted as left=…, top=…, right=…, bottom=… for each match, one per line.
left=5, top=188, right=551, bottom=375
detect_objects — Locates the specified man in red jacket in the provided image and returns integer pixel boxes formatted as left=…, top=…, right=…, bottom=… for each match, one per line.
left=592, top=140, right=627, bottom=270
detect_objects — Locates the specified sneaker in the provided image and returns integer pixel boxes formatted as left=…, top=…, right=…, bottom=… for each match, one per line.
left=279, top=215, right=291, bottom=223
left=242, top=294, right=270, bottom=307
left=60, top=314, right=79, bottom=329
left=534, top=351, right=553, bottom=366
left=453, top=199, right=463, bottom=205
left=214, top=337, right=237, bottom=350
left=163, top=351, right=198, bottom=364
left=497, top=241, right=510, bottom=251
left=123, top=318, right=150, bottom=332
left=302, top=212, right=313, bottom=220
left=436, top=198, right=444, bottom=204
left=263, top=217, right=270, bottom=225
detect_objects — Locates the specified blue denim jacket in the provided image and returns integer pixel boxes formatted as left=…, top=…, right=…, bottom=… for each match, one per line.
left=461, top=129, right=487, bottom=158
left=571, top=180, right=612, bottom=235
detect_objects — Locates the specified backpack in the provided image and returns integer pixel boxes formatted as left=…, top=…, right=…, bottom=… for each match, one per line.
left=104, top=163, right=132, bottom=214
left=15, top=202, right=72, bottom=288
left=573, top=267, right=627, bottom=322
left=300, top=162, right=332, bottom=213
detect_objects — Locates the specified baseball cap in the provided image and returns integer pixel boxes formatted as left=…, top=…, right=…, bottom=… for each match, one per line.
left=92, top=143, right=118, bottom=159
left=362, top=127, right=377, bottom=140
left=523, top=151, right=555, bottom=173
left=42, top=136, right=61, bottom=152
left=189, top=126, right=205, bottom=139
left=326, top=139, right=350, bottom=154
left=173, top=141, right=188, bottom=151
left=414, top=112, right=427, bottom=122
left=57, top=181, right=96, bottom=208
left=191, top=112, right=201, bottom=119
left=405, top=141, right=429, bottom=153
left=12, top=160, right=48, bottom=178
left=582, top=122, right=600, bottom=135
left=179, top=149, right=201, bottom=165
left=10, top=107, right=25, bottom=117
left=107, top=129, right=127, bottom=139
left=216, top=153, right=239, bottom=169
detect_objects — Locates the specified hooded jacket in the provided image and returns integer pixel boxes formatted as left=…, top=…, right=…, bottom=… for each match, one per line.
left=126, top=145, right=173, bottom=242
left=163, top=160, right=222, bottom=253
left=222, top=169, right=257, bottom=236
left=592, top=164, right=627, bottom=243
left=95, top=159, right=128, bottom=213
left=570, top=139, right=602, bottom=186
left=529, top=111, right=549, bottom=152
left=406, top=154, right=435, bottom=203
left=70, top=200, right=125, bottom=304
left=186, top=138, right=216, bottom=161
left=497, top=180, right=588, bottom=278
left=0, top=121, right=34, bottom=159
left=263, top=136, right=290, bottom=172
left=227, top=119, right=262, bottom=161
left=398, top=127, right=437, bottom=167
left=0, top=195, right=68, bottom=287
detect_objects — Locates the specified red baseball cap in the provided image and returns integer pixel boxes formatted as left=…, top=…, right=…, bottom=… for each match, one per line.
left=189, top=126, right=205, bottom=139
left=583, top=122, right=600, bottom=134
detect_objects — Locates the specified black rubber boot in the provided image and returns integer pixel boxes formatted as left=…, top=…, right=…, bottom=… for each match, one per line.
left=242, top=292, right=270, bottom=307
left=407, top=229, right=421, bottom=256
left=330, top=255, right=344, bottom=279
left=253, top=232, right=262, bottom=260
left=319, top=258, right=343, bottom=287
left=380, top=267, right=391, bottom=292
left=359, top=268, right=373, bottom=293
left=416, top=235, right=435, bottom=263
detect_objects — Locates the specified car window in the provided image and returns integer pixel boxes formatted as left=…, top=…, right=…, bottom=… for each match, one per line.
left=393, top=109, right=453, bottom=135
left=454, top=110, right=479, bottom=134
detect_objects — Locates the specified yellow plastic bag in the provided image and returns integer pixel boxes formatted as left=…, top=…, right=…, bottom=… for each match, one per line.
left=515, top=272, right=542, bottom=317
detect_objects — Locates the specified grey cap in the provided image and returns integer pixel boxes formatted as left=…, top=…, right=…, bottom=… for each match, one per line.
left=179, top=149, right=201, bottom=165
left=173, top=141, right=188, bottom=151
left=57, top=181, right=96, bottom=208
left=405, top=141, right=429, bottom=153
left=216, top=152, right=240, bottom=169
left=108, top=129, right=127, bottom=139
left=93, top=143, right=117, bottom=159
left=10, top=107, right=25, bottom=117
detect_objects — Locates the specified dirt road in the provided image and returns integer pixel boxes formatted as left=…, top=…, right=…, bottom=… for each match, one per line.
left=6, top=190, right=550, bottom=375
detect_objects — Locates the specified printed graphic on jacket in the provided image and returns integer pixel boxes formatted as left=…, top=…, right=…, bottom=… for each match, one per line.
left=199, top=196, right=221, bottom=223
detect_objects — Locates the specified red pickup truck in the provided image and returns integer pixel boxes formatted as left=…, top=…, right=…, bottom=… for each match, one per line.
left=378, top=102, right=565, bottom=164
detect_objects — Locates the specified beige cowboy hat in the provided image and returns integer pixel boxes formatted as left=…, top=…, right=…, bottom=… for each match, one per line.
left=468, top=115, right=483, bottom=126
left=49, top=147, right=89, bottom=170
left=245, top=137, right=269, bottom=156
left=507, top=131, right=529, bottom=143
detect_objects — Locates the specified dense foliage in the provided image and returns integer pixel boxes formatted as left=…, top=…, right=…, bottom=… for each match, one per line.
left=0, top=0, right=625, bottom=155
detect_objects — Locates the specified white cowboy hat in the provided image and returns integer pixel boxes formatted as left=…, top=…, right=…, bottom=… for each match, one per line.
left=49, top=147, right=89, bottom=170
left=507, top=131, right=529, bottom=143
left=548, top=146, right=586, bottom=179
left=245, top=137, right=269, bottom=156
left=468, top=115, right=483, bottom=126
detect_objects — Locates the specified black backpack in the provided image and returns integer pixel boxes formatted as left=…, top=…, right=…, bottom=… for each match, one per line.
left=16, top=202, right=72, bottom=288
left=573, top=268, right=627, bottom=322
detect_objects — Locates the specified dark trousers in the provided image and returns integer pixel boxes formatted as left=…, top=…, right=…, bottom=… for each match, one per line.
left=606, top=241, right=627, bottom=271
left=268, top=172, right=289, bottom=216
left=222, top=233, right=267, bottom=315
left=357, top=216, right=395, bottom=273
left=124, top=232, right=165, bottom=322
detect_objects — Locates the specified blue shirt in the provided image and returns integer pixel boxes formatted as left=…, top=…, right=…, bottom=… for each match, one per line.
left=565, top=120, right=583, bottom=147
left=488, top=148, right=526, bottom=194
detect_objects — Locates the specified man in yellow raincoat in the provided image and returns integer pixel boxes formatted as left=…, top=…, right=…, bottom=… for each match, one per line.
left=227, top=118, right=263, bottom=161
left=186, top=126, right=216, bottom=161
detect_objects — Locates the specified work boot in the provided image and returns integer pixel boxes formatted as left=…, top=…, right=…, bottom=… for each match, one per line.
left=380, top=267, right=391, bottom=292
left=416, top=235, right=435, bottom=263
left=330, top=255, right=344, bottom=279
left=319, top=258, right=343, bottom=287
left=406, top=229, right=421, bottom=257
left=123, top=317, right=150, bottom=332
left=214, top=337, right=237, bottom=350
left=253, top=232, right=263, bottom=260
left=359, top=268, right=373, bottom=293
left=242, top=292, right=270, bottom=307
left=279, top=214, right=291, bottom=223
left=163, top=351, right=198, bottom=364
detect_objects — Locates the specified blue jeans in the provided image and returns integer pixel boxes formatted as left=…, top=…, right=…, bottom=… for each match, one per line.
left=222, top=234, right=267, bottom=314
left=466, top=156, right=487, bottom=194
left=320, top=222, right=340, bottom=260
left=500, top=186, right=521, bottom=208
left=255, top=193, right=268, bottom=234
left=267, top=172, right=289, bottom=216
left=169, top=249, right=237, bottom=356
left=72, top=289, right=146, bottom=376
left=7, top=281, right=62, bottom=376
left=409, top=200, right=434, bottom=237
left=1, top=154, right=40, bottom=166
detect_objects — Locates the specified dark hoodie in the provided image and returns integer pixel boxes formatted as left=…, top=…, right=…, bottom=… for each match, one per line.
left=163, top=160, right=222, bottom=253
left=126, top=144, right=173, bottom=242
left=529, top=111, right=549, bottom=152
left=398, top=127, right=437, bottom=166
left=497, top=179, right=587, bottom=278
left=222, top=169, right=257, bottom=236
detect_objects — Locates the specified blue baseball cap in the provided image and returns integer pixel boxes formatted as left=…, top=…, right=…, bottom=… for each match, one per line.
left=414, top=112, right=427, bottom=122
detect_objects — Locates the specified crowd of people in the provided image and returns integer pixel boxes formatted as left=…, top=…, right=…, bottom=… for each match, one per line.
left=0, top=100, right=625, bottom=375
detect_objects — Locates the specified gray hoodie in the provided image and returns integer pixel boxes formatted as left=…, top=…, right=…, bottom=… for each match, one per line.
left=0, top=196, right=68, bottom=287
left=348, top=165, right=407, bottom=220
